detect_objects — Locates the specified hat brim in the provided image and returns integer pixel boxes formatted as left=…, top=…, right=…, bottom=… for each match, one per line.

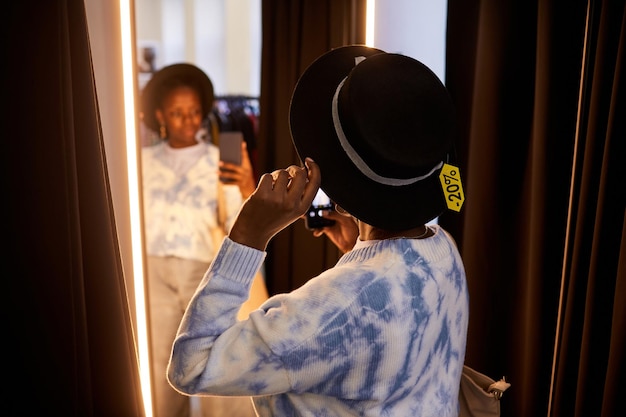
left=289, top=46, right=447, bottom=230
left=140, top=63, right=214, bottom=133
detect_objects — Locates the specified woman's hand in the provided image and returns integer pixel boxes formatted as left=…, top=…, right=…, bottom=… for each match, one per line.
left=219, top=141, right=256, bottom=198
left=229, top=158, right=321, bottom=251
left=311, top=208, right=359, bottom=253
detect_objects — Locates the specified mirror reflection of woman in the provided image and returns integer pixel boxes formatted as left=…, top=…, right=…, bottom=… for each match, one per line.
left=140, top=63, right=264, bottom=417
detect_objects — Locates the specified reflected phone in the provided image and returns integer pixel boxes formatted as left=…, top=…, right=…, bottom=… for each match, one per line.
left=219, top=131, right=243, bottom=165
left=305, top=189, right=336, bottom=230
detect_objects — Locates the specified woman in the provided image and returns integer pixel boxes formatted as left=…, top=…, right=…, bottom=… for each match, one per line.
left=167, top=47, right=469, bottom=416
left=140, top=63, right=265, bottom=417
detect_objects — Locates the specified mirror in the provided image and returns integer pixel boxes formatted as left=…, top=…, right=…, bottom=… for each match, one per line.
left=133, top=1, right=263, bottom=416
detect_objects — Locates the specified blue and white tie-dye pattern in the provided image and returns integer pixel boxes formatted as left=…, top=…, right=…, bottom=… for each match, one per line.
left=168, top=225, right=468, bottom=416
left=142, top=141, right=242, bottom=263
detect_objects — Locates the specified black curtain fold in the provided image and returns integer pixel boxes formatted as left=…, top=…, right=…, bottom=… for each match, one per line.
left=8, top=1, right=144, bottom=415
left=258, top=0, right=366, bottom=295
left=550, top=1, right=625, bottom=415
left=446, top=0, right=624, bottom=416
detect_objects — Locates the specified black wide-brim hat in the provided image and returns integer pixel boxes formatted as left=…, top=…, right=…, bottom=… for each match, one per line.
left=289, top=45, right=456, bottom=230
left=140, top=63, right=214, bottom=132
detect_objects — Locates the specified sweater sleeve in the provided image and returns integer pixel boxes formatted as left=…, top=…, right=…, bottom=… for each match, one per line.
left=167, top=237, right=293, bottom=396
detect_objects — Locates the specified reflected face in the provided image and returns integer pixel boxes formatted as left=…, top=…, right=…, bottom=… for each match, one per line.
left=156, top=86, right=203, bottom=148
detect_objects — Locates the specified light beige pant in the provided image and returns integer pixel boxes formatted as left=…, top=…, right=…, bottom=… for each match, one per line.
left=147, top=256, right=257, bottom=417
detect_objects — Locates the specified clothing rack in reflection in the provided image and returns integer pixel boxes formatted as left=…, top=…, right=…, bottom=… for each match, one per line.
left=209, top=95, right=259, bottom=148
left=207, top=95, right=261, bottom=178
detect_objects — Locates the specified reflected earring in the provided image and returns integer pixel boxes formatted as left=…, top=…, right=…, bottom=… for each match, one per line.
left=159, top=124, right=167, bottom=139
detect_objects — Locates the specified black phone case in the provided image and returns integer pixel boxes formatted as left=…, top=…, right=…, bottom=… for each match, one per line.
left=305, top=204, right=336, bottom=230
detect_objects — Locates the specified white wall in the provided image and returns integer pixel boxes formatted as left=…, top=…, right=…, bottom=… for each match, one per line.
left=135, top=0, right=261, bottom=96
left=373, top=0, right=447, bottom=83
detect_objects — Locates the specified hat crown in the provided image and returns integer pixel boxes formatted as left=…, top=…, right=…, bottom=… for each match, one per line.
left=335, top=53, right=455, bottom=180
left=289, top=46, right=458, bottom=230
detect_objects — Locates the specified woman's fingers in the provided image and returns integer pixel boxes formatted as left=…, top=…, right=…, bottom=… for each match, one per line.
left=229, top=158, right=321, bottom=250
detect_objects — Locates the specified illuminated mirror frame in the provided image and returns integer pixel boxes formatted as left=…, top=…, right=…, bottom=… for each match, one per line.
left=119, top=0, right=153, bottom=416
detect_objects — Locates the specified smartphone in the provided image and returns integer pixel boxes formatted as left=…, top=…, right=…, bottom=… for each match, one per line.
left=219, top=131, right=243, bottom=165
left=305, top=189, right=336, bottom=230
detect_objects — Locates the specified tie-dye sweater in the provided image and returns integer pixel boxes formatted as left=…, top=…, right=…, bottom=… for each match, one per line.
left=168, top=224, right=469, bottom=416
left=141, top=140, right=242, bottom=263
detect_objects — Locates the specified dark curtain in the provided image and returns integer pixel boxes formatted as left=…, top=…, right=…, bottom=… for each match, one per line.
left=7, top=1, right=144, bottom=416
left=260, top=0, right=623, bottom=416
left=258, top=0, right=367, bottom=294
left=548, top=1, right=625, bottom=416
left=446, top=0, right=625, bottom=416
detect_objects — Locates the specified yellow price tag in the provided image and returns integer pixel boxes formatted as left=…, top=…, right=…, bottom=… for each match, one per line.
left=439, top=163, right=465, bottom=212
